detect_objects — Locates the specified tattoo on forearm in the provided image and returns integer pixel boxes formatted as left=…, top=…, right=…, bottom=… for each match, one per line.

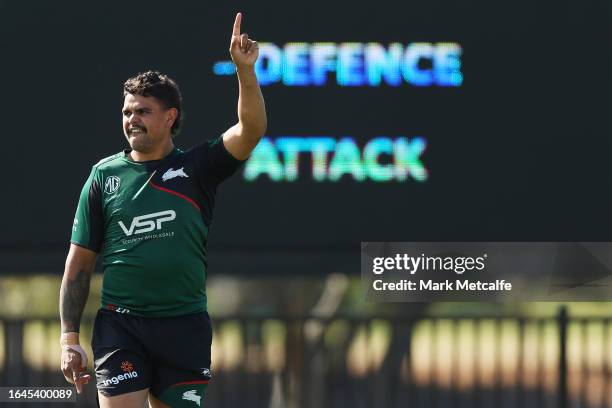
left=60, top=269, right=91, bottom=333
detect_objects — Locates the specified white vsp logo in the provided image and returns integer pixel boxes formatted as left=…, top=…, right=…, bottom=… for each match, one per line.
left=118, top=210, right=176, bottom=236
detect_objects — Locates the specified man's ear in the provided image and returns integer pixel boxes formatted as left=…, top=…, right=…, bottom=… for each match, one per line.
left=166, top=108, right=178, bottom=129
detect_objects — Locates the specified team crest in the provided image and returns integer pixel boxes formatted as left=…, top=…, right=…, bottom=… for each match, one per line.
left=162, top=167, right=189, bottom=182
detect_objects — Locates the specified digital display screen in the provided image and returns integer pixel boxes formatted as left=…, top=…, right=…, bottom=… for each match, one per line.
left=1, top=0, right=611, bottom=261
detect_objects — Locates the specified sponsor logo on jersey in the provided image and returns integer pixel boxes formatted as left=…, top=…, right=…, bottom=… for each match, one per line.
left=200, top=368, right=212, bottom=378
left=162, top=167, right=189, bottom=181
left=182, top=390, right=201, bottom=406
left=102, top=362, right=139, bottom=386
left=121, top=361, right=134, bottom=373
left=118, top=210, right=176, bottom=236
left=104, top=176, right=121, bottom=194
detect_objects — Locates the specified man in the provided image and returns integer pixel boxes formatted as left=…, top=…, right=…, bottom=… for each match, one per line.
left=59, top=13, right=266, bottom=408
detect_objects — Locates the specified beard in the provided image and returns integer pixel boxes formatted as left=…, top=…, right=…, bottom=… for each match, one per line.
left=127, top=132, right=155, bottom=153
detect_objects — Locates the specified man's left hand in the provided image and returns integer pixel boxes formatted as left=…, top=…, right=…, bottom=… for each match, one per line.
left=229, top=12, right=259, bottom=68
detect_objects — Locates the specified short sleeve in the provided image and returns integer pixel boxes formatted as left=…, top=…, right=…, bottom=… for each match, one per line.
left=196, top=135, right=246, bottom=186
left=70, top=166, right=104, bottom=252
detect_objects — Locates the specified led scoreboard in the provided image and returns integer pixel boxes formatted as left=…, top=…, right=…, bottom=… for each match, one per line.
left=2, top=0, right=609, bottom=261
left=208, top=33, right=467, bottom=248
left=213, top=41, right=461, bottom=185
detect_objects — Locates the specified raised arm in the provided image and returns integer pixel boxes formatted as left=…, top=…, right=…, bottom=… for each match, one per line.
left=59, top=243, right=96, bottom=393
left=223, top=12, right=267, bottom=160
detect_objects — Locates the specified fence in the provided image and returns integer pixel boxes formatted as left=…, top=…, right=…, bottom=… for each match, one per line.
left=0, top=307, right=610, bottom=408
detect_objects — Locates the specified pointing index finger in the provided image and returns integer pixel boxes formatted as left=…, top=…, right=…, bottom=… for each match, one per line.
left=232, top=12, right=242, bottom=37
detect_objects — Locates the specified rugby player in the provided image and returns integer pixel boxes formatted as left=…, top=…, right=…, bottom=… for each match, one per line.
left=59, top=13, right=266, bottom=407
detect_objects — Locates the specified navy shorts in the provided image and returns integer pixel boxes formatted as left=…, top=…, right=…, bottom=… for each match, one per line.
left=92, top=308, right=212, bottom=405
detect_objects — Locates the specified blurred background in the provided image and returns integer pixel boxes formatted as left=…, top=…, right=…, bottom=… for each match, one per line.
left=0, top=0, right=611, bottom=406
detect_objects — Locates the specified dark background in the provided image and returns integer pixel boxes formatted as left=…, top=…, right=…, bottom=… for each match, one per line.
left=1, top=0, right=611, bottom=273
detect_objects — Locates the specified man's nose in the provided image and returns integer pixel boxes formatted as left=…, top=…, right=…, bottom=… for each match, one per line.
left=128, top=114, right=141, bottom=124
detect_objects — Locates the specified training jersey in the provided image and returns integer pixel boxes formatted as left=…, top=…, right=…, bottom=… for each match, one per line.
left=70, top=136, right=243, bottom=317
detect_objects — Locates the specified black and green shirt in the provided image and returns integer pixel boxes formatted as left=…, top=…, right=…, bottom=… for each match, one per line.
left=71, top=136, right=243, bottom=317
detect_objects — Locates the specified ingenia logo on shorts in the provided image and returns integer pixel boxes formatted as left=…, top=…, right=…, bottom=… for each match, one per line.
left=118, top=210, right=176, bottom=236
left=102, top=361, right=139, bottom=386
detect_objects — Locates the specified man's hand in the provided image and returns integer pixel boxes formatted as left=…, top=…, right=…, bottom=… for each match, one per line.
left=60, top=332, right=91, bottom=394
left=229, top=12, right=259, bottom=68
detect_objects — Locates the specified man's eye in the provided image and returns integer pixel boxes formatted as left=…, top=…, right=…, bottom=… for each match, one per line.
left=123, top=111, right=131, bottom=117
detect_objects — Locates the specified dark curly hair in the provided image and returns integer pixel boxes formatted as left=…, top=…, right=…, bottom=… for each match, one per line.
left=123, top=71, right=183, bottom=136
